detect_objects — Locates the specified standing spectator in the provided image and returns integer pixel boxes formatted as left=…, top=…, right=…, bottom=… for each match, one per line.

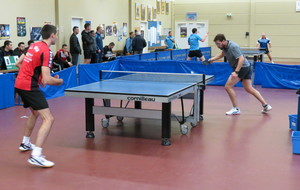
left=103, top=42, right=116, bottom=62
left=95, top=26, right=103, bottom=63
left=257, top=33, right=274, bottom=63
left=0, top=40, right=14, bottom=70
left=132, top=31, right=147, bottom=54
left=13, top=42, right=26, bottom=57
left=187, top=28, right=208, bottom=62
left=124, top=32, right=135, bottom=55
left=81, top=23, right=94, bottom=64
left=90, top=30, right=98, bottom=63
left=53, top=44, right=72, bottom=70
left=69, top=26, right=81, bottom=65
left=165, top=31, right=175, bottom=49
left=15, top=24, right=63, bottom=167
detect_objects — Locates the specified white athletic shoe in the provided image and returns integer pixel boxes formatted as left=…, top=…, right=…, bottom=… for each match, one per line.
left=262, top=104, right=272, bottom=113
left=19, top=143, right=35, bottom=152
left=28, top=155, right=55, bottom=168
left=271, top=61, right=275, bottom=64
left=226, top=107, right=240, bottom=115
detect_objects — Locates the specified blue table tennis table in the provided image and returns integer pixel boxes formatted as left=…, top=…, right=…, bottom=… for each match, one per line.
left=65, top=70, right=214, bottom=146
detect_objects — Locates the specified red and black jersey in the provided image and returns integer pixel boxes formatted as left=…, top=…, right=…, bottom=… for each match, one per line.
left=15, top=41, right=53, bottom=91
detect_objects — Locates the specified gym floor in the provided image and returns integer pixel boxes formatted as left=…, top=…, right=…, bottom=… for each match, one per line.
left=0, top=86, right=299, bottom=190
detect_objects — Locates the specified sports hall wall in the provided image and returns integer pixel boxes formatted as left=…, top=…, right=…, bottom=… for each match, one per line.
left=174, top=0, right=300, bottom=62
left=0, top=0, right=56, bottom=52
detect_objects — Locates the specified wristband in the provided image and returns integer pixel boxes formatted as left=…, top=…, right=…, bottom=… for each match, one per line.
left=234, top=70, right=239, bottom=74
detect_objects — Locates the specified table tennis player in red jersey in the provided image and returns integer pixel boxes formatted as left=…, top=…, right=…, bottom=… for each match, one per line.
left=15, top=24, right=63, bottom=168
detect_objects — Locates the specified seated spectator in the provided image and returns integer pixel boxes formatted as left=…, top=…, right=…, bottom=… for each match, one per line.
left=103, top=42, right=116, bottom=62
left=13, top=42, right=25, bottom=57
left=0, top=40, right=14, bottom=70
left=53, top=44, right=72, bottom=71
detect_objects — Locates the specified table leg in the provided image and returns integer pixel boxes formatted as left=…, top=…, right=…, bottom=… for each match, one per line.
left=85, top=98, right=95, bottom=138
left=161, top=102, right=171, bottom=146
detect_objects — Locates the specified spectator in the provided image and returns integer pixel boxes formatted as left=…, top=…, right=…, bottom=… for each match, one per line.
left=103, top=42, right=116, bottom=62
left=0, top=40, right=14, bottom=70
left=124, top=31, right=135, bottom=55
left=81, top=23, right=94, bottom=64
left=69, top=26, right=81, bottom=65
left=132, top=31, right=147, bottom=54
left=53, top=44, right=72, bottom=71
left=165, top=31, right=175, bottom=49
left=90, top=30, right=98, bottom=63
left=96, top=26, right=104, bottom=63
left=15, top=40, right=34, bottom=69
left=13, top=42, right=26, bottom=57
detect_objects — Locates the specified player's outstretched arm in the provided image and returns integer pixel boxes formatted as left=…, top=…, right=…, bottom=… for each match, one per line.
left=41, top=66, right=63, bottom=86
left=208, top=51, right=224, bottom=63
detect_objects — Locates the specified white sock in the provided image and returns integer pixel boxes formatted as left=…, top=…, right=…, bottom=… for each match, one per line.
left=32, top=147, right=42, bottom=157
left=22, top=136, right=30, bottom=144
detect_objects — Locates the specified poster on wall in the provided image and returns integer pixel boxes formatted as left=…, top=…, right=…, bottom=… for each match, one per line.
left=135, top=3, right=140, bottom=20
left=0, top=24, right=10, bottom=39
left=166, top=0, right=170, bottom=15
left=123, top=23, right=127, bottom=36
left=141, top=4, right=146, bottom=21
left=17, top=17, right=26, bottom=37
left=30, top=27, right=42, bottom=41
left=113, top=23, right=118, bottom=37
left=100, top=24, right=105, bottom=39
left=186, top=12, right=197, bottom=21
left=157, top=0, right=161, bottom=14
left=153, top=8, right=157, bottom=21
left=161, top=0, right=165, bottom=14
left=180, top=27, right=187, bottom=38
left=148, top=6, right=152, bottom=21
left=118, top=27, right=123, bottom=41
left=106, top=25, right=112, bottom=36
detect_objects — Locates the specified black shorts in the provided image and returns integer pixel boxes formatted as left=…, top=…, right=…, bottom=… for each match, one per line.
left=16, top=88, right=49, bottom=110
left=188, top=50, right=203, bottom=58
left=233, top=66, right=252, bottom=80
left=259, top=48, right=269, bottom=54
left=84, top=50, right=92, bottom=59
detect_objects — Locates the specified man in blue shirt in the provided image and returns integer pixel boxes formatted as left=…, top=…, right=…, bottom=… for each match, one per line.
left=124, top=32, right=135, bottom=55
left=187, top=28, right=208, bottom=62
left=257, top=33, right=274, bottom=63
left=165, top=31, right=175, bottom=49
left=208, top=34, right=272, bottom=115
left=96, top=26, right=104, bottom=62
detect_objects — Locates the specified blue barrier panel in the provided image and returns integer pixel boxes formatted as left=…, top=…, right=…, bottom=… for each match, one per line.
left=41, top=66, right=77, bottom=99
left=140, top=52, right=157, bottom=61
left=117, top=54, right=140, bottom=61
left=259, top=62, right=300, bottom=89
left=78, top=60, right=120, bottom=85
left=200, top=47, right=211, bottom=60
left=157, top=51, right=171, bottom=60
left=171, top=49, right=187, bottom=61
left=0, top=73, right=15, bottom=109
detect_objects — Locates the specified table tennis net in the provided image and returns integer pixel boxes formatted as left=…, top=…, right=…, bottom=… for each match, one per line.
left=100, top=70, right=205, bottom=83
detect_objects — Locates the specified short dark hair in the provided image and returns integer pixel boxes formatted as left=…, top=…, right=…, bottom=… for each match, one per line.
left=214, top=34, right=227, bottom=42
left=168, top=31, right=172, bottom=34
left=73, top=26, right=78, bottom=31
left=109, top=42, right=115, bottom=46
left=84, top=23, right=91, bottom=29
left=27, top=40, right=34, bottom=46
left=129, top=32, right=134, bottom=36
left=18, top=42, right=25, bottom=47
left=62, top=44, right=68, bottom=48
left=4, top=40, right=12, bottom=47
left=192, top=28, right=197, bottom=33
left=41, top=24, right=57, bottom=40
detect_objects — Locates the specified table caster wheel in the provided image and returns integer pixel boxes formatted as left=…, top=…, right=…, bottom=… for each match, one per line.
left=161, top=138, right=171, bottom=146
left=190, top=121, right=198, bottom=127
left=199, top=115, right=204, bottom=120
left=116, top=116, right=124, bottom=121
left=180, top=124, right=188, bottom=135
left=101, top=118, right=109, bottom=128
left=86, top=131, right=95, bottom=138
